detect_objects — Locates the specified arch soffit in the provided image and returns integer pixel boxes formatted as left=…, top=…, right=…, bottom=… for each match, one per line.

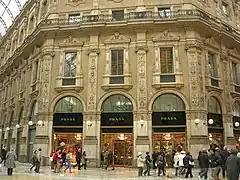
left=17, top=106, right=24, bottom=123
left=50, top=93, right=87, bottom=113
left=97, top=91, right=137, bottom=112
left=26, top=99, right=37, bottom=118
left=148, top=90, right=190, bottom=111
left=206, top=92, right=226, bottom=114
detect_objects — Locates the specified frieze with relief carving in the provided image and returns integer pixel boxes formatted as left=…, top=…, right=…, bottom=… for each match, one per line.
left=87, top=52, right=98, bottom=111
left=66, top=0, right=85, bottom=6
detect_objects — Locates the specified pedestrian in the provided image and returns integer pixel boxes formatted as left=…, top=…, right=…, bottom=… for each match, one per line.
left=30, top=150, right=38, bottom=171
left=220, top=146, right=230, bottom=178
left=137, top=152, right=145, bottom=177
left=53, top=149, right=61, bottom=173
left=80, top=151, right=87, bottom=170
left=6, top=148, right=16, bottom=176
left=178, top=151, right=186, bottom=176
left=226, top=149, right=240, bottom=180
left=143, top=152, right=151, bottom=176
left=105, top=149, right=115, bottom=170
left=183, top=151, right=194, bottom=178
left=61, top=149, right=67, bottom=167
left=173, top=152, right=180, bottom=176
left=49, top=151, right=55, bottom=169
left=198, top=148, right=210, bottom=180
left=100, top=151, right=104, bottom=168
left=157, top=151, right=165, bottom=176
left=0, top=145, right=7, bottom=166
left=212, top=147, right=222, bottom=180
left=152, top=151, right=157, bottom=169
left=73, top=148, right=81, bottom=170
left=35, top=148, right=42, bottom=173
left=64, top=151, right=72, bottom=173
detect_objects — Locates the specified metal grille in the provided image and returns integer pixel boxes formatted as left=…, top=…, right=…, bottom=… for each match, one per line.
left=62, top=78, right=76, bottom=86
left=160, top=75, right=176, bottom=83
left=110, top=76, right=124, bottom=84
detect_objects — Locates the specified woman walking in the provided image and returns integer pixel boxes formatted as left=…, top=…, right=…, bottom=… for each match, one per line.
left=183, top=152, right=194, bottom=178
left=30, top=150, right=38, bottom=171
left=6, top=148, right=17, bottom=176
left=64, top=151, right=72, bottom=173
left=137, top=152, right=145, bottom=177
left=80, top=151, right=87, bottom=170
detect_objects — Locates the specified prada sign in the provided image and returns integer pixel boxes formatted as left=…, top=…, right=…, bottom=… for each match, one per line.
left=152, top=112, right=186, bottom=126
left=101, top=112, right=133, bottom=126
left=53, top=113, right=83, bottom=127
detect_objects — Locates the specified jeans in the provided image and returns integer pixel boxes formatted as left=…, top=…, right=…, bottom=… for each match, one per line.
left=7, top=168, right=13, bottom=176
left=213, top=166, right=221, bottom=180
left=138, top=167, right=143, bottom=176
left=175, top=167, right=179, bottom=176
left=35, top=161, right=40, bottom=173
left=105, top=161, right=114, bottom=170
left=199, top=168, right=208, bottom=179
left=64, top=159, right=71, bottom=172
left=144, top=164, right=151, bottom=176
left=158, top=166, right=165, bottom=176
left=185, top=167, right=193, bottom=178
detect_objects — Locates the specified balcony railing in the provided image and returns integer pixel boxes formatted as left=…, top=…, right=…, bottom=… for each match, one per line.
left=43, top=9, right=210, bottom=26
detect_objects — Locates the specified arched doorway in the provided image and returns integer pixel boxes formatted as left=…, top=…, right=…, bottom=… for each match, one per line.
left=100, top=94, right=133, bottom=166
left=232, top=101, right=240, bottom=144
left=53, top=96, right=84, bottom=162
left=27, top=101, right=38, bottom=162
left=152, top=93, right=186, bottom=157
left=16, top=107, right=24, bottom=159
left=207, top=96, right=224, bottom=149
left=7, top=111, right=14, bottom=151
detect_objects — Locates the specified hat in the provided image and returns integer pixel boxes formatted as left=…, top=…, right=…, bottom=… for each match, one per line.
left=137, top=152, right=142, bottom=156
left=180, top=151, right=186, bottom=154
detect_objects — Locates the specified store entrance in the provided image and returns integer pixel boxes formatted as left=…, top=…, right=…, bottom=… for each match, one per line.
left=101, top=133, right=133, bottom=166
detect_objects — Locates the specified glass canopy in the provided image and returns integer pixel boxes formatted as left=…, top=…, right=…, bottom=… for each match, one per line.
left=0, top=0, right=28, bottom=36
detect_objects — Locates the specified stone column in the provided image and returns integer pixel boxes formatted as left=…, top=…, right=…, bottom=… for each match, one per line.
left=223, top=114, right=235, bottom=149
left=84, top=36, right=99, bottom=167
left=185, top=40, right=209, bottom=158
left=134, top=33, right=150, bottom=166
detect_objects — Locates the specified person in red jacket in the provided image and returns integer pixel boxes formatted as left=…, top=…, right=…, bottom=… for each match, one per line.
left=53, top=150, right=61, bottom=173
left=50, top=151, right=55, bottom=169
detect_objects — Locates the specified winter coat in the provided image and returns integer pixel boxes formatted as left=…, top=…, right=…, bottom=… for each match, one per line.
left=137, top=156, right=145, bottom=167
left=220, top=150, right=230, bottom=166
left=178, top=153, right=186, bottom=167
left=212, top=151, right=222, bottom=167
left=81, top=154, right=87, bottom=164
left=1, top=148, right=6, bottom=160
left=145, top=154, right=152, bottom=165
left=6, top=151, right=16, bottom=168
left=183, top=155, right=194, bottom=168
left=198, top=151, right=210, bottom=168
left=226, top=154, right=240, bottom=180
left=173, top=153, right=180, bottom=168
left=107, top=151, right=113, bottom=163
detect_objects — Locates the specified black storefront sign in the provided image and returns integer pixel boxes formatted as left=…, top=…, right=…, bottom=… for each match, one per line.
left=152, top=112, right=186, bottom=126
left=207, top=113, right=223, bottom=127
left=53, top=113, right=83, bottom=127
left=101, top=112, right=133, bottom=126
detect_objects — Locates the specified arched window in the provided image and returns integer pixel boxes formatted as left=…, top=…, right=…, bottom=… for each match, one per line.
left=208, top=97, right=222, bottom=114
left=152, top=94, right=185, bottom=112
left=233, top=101, right=240, bottom=117
left=101, top=95, right=133, bottom=112
left=18, top=107, right=24, bottom=124
left=54, top=96, right=83, bottom=113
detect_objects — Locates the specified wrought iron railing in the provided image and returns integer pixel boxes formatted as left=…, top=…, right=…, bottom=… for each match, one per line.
left=43, top=9, right=209, bottom=26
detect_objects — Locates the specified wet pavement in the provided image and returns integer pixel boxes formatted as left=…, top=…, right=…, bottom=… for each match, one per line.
left=0, top=162, right=213, bottom=179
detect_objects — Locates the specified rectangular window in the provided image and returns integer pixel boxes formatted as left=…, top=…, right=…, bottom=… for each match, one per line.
left=112, top=10, right=124, bottom=21
left=21, top=71, right=25, bottom=90
left=160, top=47, right=174, bottom=73
left=222, top=2, right=229, bottom=16
left=33, top=61, right=39, bottom=83
left=208, top=52, right=218, bottom=78
left=110, top=49, right=124, bottom=84
left=63, top=52, right=77, bottom=86
left=233, top=62, right=240, bottom=85
left=158, top=8, right=171, bottom=18
left=68, top=14, right=81, bottom=23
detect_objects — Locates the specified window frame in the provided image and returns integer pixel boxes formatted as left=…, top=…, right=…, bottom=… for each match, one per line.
left=208, top=51, right=218, bottom=78
left=158, top=7, right=171, bottom=18
left=63, top=52, right=77, bottom=78
left=159, top=47, right=175, bottom=74
left=112, top=10, right=124, bottom=21
left=222, top=1, right=229, bottom=16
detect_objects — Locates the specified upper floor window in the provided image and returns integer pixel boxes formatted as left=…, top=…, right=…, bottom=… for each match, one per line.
left=19, top=29, right=24, bottom=43
left=33, top=61, right=39, bottom=83
left=233, top=62, right=240, bottom=85
left=29, top=16, right=35, bottom=32
left=110, top=49, right=124, bottom=84
left=160, top=47, right=174, bottom=73
left=63, top=52, right=77, bottom=86
left=208, top=52, right=218, bottom=78
left=68, top=14, right=81, bottom=23
left=20, top=70, right=26, bottom=90
left=112, top=10, right=124, bottom=21
left=158, top=8, right=171, bottom=18
left=222, top=1, right=229, bottom=16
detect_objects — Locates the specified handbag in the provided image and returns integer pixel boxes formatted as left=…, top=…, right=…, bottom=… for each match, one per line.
left=189, top=160, right=195, bottom=166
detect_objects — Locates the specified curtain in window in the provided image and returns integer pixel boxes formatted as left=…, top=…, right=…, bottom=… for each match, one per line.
left=160, top=48, right=173, bottom=73
left=208, top=52, right=217, bottom=78
left=111, top=50, right=124, bottom=75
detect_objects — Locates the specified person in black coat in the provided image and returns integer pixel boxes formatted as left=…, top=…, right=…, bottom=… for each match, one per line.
left=198, top=148, right=210, bottom=180
left=220, top=146, right=230, bottom=178
left=226, top=149, right=240, bottom=180
left=212, top=148, right=222, bottom=180
left=183, top=152, right=194, bottom=178
left=143, top=152, right=152, bottom=176
left=0, top=145, right=7, bottom=166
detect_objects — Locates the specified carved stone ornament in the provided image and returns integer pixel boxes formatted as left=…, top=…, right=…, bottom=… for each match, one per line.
left=108, top=0, right=123, bottom=2
left=204, top=37, right=219, bottom=49
left=197, top=0, right=210, bottom=7
left=65, top=0, right=85, bottom=6
left=228, top=48, right=240, bottom=59
left=152, top=29, right=180, bottom=42
left=59, top=36, right=84, bottom=47
left=185, top=41, right=203, bottom=51
left=104, top=32, right=131, bottom=44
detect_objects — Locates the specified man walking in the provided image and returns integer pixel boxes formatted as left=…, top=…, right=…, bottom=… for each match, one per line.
left=198, top=148, right=210, bottom=180
left=226, top=149, right=240, bottom=180
left=105, top=149, right=114, bottom=170
left=35, top=148, right=42, bottom=173
left=220, top=146, right=230, bottom=178
left=212, top=148, right=222, bottom=180
left=1, top=145, right=7, bottom=166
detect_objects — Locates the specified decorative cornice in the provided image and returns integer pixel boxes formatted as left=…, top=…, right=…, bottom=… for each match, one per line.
left=104, top=32, right=131, bottom=44
left=152, top=30, right=180, bottom=42
left=58, top=36, right=84, bottom=48
left=228, top=48, right=240, bottom=59
left=204, top=36, right=220, bottom=50
left=185, top=40, right=203, bottom=50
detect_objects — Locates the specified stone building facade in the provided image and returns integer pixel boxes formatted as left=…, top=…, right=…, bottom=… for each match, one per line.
left=0, top=0, right=240, bottom=166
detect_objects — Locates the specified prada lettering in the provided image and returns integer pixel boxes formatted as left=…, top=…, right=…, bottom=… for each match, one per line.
left=61, top=117, right=76, bottom=121
left=160, top=117, right=177, bottom=121
left=109, top=117, right=125, bottom=122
